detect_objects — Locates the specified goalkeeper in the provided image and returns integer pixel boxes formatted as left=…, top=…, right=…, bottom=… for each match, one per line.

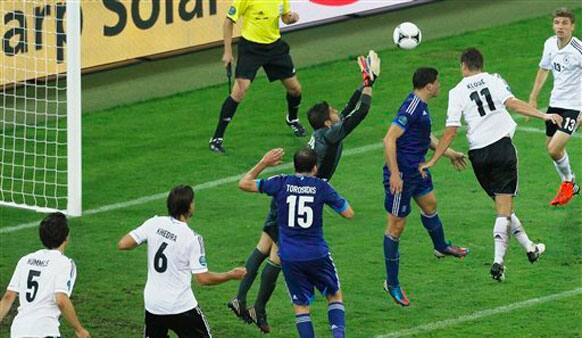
left=228, top=51, right=379, bottom=334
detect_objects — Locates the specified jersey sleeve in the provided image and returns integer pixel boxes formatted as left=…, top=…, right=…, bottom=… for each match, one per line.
left=324, top=94, right=371, bottom=144
left=226, top=0, right=247, bottom=23
left=258, top=175, right=284, bottom=196
left=54, top=259, right=77, bottom=297
left=446, top=89, right=463, bottom=127
left=492, top=74, right=515, bottom=105
left=539, top=39, right=552, bottom=70
left=322, top=182, right=349, bottom=214
left=392, top=100, right=420, bottom=131
left=282, top=0, right=290, bottom=16
left=7, top=258, right=25, bottom=293
left=129, top=217, right=155, bottom=245
left=189, top=235, right=209, bottom=274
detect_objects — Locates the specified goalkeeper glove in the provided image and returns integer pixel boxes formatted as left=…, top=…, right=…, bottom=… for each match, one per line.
left=358, top=50, right=381, bottom=87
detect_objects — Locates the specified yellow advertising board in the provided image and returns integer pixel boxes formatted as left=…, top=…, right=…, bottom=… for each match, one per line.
left=1, top=0, right=235, bottom=85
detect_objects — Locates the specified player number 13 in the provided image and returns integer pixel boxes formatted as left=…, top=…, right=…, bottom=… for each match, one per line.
left=286, top=195, right=314, bottom=228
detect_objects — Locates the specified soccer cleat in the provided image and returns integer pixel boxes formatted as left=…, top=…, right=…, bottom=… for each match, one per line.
left=286, top=116, right=307, bottom=137
left=248, top=306, right=271, bottom=333
left=490, top=263, right=505, bottom=282
left=549, top=181, right=579, bottom=206
left=383, top=280, right=410, bottom=307
left=433, top=243, right=470, bottom=259
left=209, top=138, right=225, bottom=153
left=227, top=298, right=252, bottom=324
left=527, top=243, right=546, bottom=263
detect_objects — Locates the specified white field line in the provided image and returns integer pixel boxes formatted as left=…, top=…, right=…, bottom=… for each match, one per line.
left=375, top=287, right=582, bottom=338
left=1, top=124, right=578, bottom=234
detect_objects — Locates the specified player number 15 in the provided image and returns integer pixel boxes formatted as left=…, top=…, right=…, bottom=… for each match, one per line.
left=286, top=195, right=314, bottom=228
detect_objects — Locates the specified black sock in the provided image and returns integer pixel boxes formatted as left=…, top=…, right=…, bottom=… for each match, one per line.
left=213, top=96, right=239, bottom=139
left=237, top=248, right=268, bottom=303
left=286, top=93, right=301, bottom=121
left=254, top=259, right=281, bottom=314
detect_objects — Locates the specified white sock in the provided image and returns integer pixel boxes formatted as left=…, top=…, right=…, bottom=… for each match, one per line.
left=510, top=213, right=534, bottom=252
left=493, top=216, right=510, bottom=265
left=554, top=153, right=574, bottom=182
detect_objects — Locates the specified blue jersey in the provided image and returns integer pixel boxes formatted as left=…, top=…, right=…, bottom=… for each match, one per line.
left=258, top=175, right=349, bottom=261
left=388, top=93, right=432, bottom=173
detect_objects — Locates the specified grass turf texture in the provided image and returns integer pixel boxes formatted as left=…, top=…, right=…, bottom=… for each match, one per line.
left=1, top=9, right=582, bottom=338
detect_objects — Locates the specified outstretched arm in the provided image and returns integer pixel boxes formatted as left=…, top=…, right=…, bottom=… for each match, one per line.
left=194, top=268, right=247, bottom=286
left=505, top=97, right=562, bottom=124
left=239, top=148, right=285, bottom=192
left=419, top=127, right=459, bottom=177
left=430, top=134, right=467, bottom=171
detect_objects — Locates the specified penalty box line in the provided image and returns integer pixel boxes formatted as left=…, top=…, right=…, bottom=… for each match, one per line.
left=375, top=287, right=582, bottom=338
left=1, top=125, right=579, bottom=234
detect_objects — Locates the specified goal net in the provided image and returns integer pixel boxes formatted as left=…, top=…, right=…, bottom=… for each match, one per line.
left=1, top=0, right=81, bottom=215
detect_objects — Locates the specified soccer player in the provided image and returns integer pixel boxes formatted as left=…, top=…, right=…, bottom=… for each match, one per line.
left=0, top=212, right=90, bottom=338
left=528, top=7, right=581, bottom=206
left=227, top=52, right=378, bottom=333
left=209, top=0, right=306, bottom=153
left=118, top=185, right=246, bottom=338
left=239, top=147, right=354, bottom=338
left=421, top=48, right=562, bottom=281
left=382, top=67, right=469, bottom=306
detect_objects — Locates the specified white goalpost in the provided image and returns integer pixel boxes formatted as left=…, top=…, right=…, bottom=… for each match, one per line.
left=0, top=0, right=82, bottom=216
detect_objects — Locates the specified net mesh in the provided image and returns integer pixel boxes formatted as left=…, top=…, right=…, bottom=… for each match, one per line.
left=1, top=0, right=69, bottom=211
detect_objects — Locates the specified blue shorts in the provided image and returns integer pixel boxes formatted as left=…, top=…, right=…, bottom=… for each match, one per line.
left=383, top=168, right=433, bottom=217
left=281, top=254, right=341, bottom=306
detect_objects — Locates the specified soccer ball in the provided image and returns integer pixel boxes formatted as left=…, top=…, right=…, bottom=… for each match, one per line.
left=393, top=22, right=422, bottom=50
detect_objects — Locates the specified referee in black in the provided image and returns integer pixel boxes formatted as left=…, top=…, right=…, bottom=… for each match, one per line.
left=209, top=0, right=306, bottom=153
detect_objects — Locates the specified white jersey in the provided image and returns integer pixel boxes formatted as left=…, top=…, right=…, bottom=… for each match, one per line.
left=7, top=249, right=76, bottom=338
left=446, top=72, right=517, bottom=150
left=130, top=216, right=208, bottom=315
left=539, top=36, right=582, bottom=111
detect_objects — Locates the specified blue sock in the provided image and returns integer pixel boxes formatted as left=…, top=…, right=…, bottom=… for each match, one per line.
left=296, top=314, right=315, bottom=338
left=421, top=212, right=447, bottom=252
left=328, top=302, right=345, bottom=338
left=383, top=234, right=400, bottom=287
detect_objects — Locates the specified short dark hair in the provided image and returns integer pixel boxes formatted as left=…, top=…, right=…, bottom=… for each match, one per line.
left=553, top=7, right=575, bottom=23
left=39, top=212, right=69, bottom=249
left=307, top=101, right=330, bottom=130
left=167, top=185, right=194, bottom=219
left=460, top=48, right=484, bottom=71
left=294, top=148, right=317, bottom=173
left=413, top=67, right=439, bottom=89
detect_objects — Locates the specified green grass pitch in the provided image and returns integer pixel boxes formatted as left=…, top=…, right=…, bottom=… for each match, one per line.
left=1, top=9, right=581, bottom=338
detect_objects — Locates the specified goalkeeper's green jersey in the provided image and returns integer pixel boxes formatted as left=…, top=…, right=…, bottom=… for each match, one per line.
left=308, top=87, right=372, bottom=180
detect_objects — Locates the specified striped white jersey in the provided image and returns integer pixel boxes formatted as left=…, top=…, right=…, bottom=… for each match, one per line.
left=539, top=36, right=582, bottom=111
left=8, top=249, right=76, bottom=338
left=446, top=72, right=517, bottom=150
left=130, top=216, right=208, bottom=315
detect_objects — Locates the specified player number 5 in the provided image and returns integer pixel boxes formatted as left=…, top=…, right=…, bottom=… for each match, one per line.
left=286, top=195, right=314, bottom=229
left=26, top=270, right=41, bottom=302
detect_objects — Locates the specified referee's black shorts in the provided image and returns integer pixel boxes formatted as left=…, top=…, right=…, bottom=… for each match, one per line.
left=545, top=106, right=580, bottom=137
left=145, top=307, right=211, bottom=338
left=468, top=137, right=518, bottom=198
left=236, top=38, right=296, bottom=82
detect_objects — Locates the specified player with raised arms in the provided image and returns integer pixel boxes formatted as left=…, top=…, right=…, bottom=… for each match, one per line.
left=420, top=48, right=562, bottom=281
left=382, top=67, right=469, bottom=306
left=0, top=213, right=90, bottom=338
left=239, top=147, right=353, bottom=338
left=227, top=51, right=378, bottom=333
left=528, top=7, right=581, bottom=206
left=118, top=185, right=246, bottom=338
